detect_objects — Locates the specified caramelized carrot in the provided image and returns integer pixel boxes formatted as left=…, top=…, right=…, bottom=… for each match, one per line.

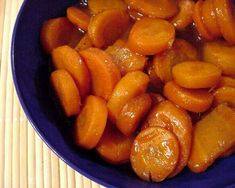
left=125, top=0, right=178, bottom=19
left=142, top=100, right=192, bottom=177
left=52, top=45, right=91, bottom=99
left=96, top=124, right=134, bottom=164
left=67, top=6, right=90, bottom=31
left=146, top=62, right=162, bottom=88
left=128, top=18, right=175, bottom=55
left=75, top=34, right=93, bottom=52
left=164, top=81, right=213, bottom=113
left=79, top=48, right=121, bottom=100
left=217, top=76, right=235, bottom=88
left=116, top=94, right=152, bottom=136
left=50, top=70, right=81, bottom=117
left=130, top=127, right=180, bottom=182
left=74, top=95, right=107, bottom=149
left=213, top=87, right=235, bottom=107
left=107, top=71, right=149, bottom=123
left=172, top=61, right=222, bottom=89
left=88, top=9, right=129, bottom=48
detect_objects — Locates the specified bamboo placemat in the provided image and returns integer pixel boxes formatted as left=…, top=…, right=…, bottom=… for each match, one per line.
left=0, top=1, right=105, bottom=187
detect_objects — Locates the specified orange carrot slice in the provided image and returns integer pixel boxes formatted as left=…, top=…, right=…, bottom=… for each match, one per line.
left=217, top=76, right=235, bottom=88
left=213, top=87, right=235, bottom=107
left=75, top=34, right=93, bottom=52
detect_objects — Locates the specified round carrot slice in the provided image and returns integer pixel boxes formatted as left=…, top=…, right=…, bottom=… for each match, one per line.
left=75, top=34, right=93, bottom=52
left=192, top=0, right=214, bottom=40
left=142, top=100, right=192, bottom=177
left=171, top=0, right=195, bottom=30
left=214, top=0, right=235, bottom=44
left=201, top=0, right=221, bottom=37
left=116, top=94, right=152, bottom=136
left=74, top=95, right=108, bottom=149
left=50, top=70, right=81, bottom=117
left=217, top=76, right=235, bottom=88
left=96, top=124, right=134, bottom=164
left=40, top=17, right=75, bottom=54
left=127, top=18, right=175, bottom=55
left=172, top=61, right=222, bottom=89
left=80, top=48, right=121, bottom=100
left=164, top=81, right=213, bottom=113
left=88, top=0, right=127, bottom=14
left=125, top=0, right=178, bottom=19
left=52, top=45, right=91, bottom=99
left=67, top=6, right=90, bottom=31
left=107, top=71, right=149, bottom=123
left=213, top=87, right=235, bottom=107
left=88, top=9, right=129, bottom=48
left=130, top=127, right=180, bottom=182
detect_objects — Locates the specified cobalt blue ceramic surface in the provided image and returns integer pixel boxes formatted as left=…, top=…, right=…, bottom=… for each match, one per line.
left=11, top=1, right=235, bottom=187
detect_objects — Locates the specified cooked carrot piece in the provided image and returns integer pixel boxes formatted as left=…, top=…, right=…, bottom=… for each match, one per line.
left=203, top=41, right=235, bottom=77
left=220, top=145, right=235, bottom=158
left=149, top=93, right=165, bottom=105
left=67, top=6, right=90, bottom=31
left=88, top=0, right=127, bottom=14
left=88, top=9, right=129, bottom=48
left=171, top=0, right=195, bottom=30
left=188, top=104, right=235, bottom=173
left=128, top=18, right=175, bottom=55
left=52, top=45, right=91, bottom=99
left=128, top=9, right=144, bottom=21
left=74, top=95, right=107, bottom=149
left=107, top=71, right=149, bottom=123
left=79, top=48, right=121, bottom=100
left=214, top=0, right=235, bottom=44
left=142, top=101, right=192, bottom=177
left=130, top=127, right=180, bottom=182
left=201, top=0, right=220, bottom=38
left=96, top=124, right=134, bottom=164
left=146, top=62, right=162, bottom=89
left=106, top=41, right=147, bottom=76
left=172, top=61, right=222, bottom=89
left=50, top=70, right=81, bottom=117
left=217, top=76, right=235, bottom=88
left=75, top=34, right=93, bottom=52
left=213, top=87, right=235, bottom=107
left=164, top=81, right=213, bottom=113
left=116, top=94, right=152, bottom=136
left=192, top=0, right=214, bottom=40
left=40, top=17, right=76, bottom=54
left=154, top=39, right=198, bottom=83
left=125, top=0, right=178, bottom=19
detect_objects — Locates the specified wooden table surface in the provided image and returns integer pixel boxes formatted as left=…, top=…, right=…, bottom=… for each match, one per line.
left=0, top=1, right=105, bottom=187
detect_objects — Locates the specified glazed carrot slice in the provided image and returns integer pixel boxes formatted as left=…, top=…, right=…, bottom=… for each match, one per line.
left=213, top=87, right=235, bottom=107
left=192, top=0, right=214, bottom=40
left=130, top=127, right=180, bottom=182
left=75, top=34, right=93, bottom=52
left=142, top=100, right=192, bottom=177
left=106, top=41, right=147, bottom=76
left=40, top=17, right=75, bottom=54
left=128, top=18, right=175, bottom=55
left=171, top=0, right=195, bottom=30
left=188, top=104, right=235, bottom=173
left=116, top=94, right=152, bottom=136
left=67, top=6, right=90, bottom=31
left=172, top=61, right=222, bottom=89
left=50, top=70, right=81, bottom=117
left=214, top=0, right=235, bottom=44
left=125, top=0, right=178, bottom=19
left=164, top=81, right=213, bottom=113
left=74, top=95, right=107, bottom=149
left=201, top=0, right=221, bottom=37
left=217, top=76, right=235, bottom=88
left=88, top=0, right=127, bottom=14
left=203, top=41, right=235, bottom=77
left=88, top=9, right=129, bottom=48
left=146, top=62, right=162, bottom=88
left=149, top=93, right=165, bottom=105
left=79, top=48, right=121, bottom=100
left=52, top=45, right=91, bottom=99
left=96, top=124, right=134, bottom=164
left=107, top=71, right=149, bottom=123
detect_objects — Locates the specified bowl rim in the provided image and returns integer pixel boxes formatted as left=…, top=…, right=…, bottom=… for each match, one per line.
left=11, top=1, right=114, bottom=187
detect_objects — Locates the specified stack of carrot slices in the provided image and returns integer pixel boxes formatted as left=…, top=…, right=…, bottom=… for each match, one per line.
left=40, top=0, right=235, bottom=183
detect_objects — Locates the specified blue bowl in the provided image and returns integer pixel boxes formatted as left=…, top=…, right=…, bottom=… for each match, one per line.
left=11, top=1, right=235, bottom=187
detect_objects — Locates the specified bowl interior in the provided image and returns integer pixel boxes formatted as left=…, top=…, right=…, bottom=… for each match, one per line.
left=12, top=0, right=235, bottom=187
